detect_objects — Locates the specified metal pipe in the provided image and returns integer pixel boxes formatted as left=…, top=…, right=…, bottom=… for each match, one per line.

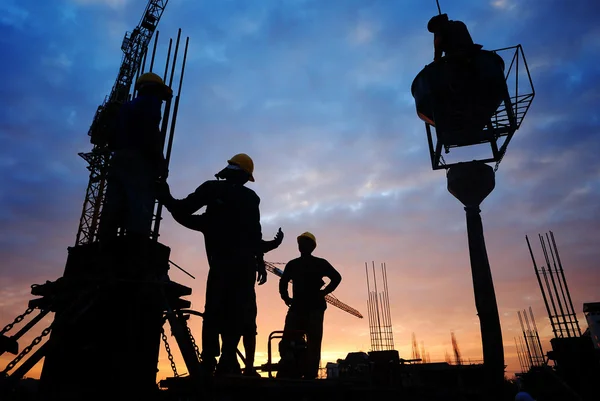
left=152, top=32, right=183, bottom=240
left=372, top=261, right=384, bottom=350
left=168, top=28, right=182, bottom=89
left=365, top=263, right=374, bottom=350
left=518, top=311, right=534, bottom=368
left=528, top=232, right=558, bottom=337
left=518, top=336, right=530, bottom=372
left=523, top=309, right=541, bottom=366
left=141, top=46, right=148, bottom=74
left=514, top=337, right=525, bottom=373
left=541, top=265, right=560, bottom=337
left=382, top=262, right=394, bottom=349
left=540, top=233, right=570, bottom=337
left=149, top=30, right=159, bottom=72
left=546, top=232, right=576, bottom=336
left=163, top=38, right=173, bottom=82
left=165, top=36, right=188, bottom=166
left=550, top=231, right=582, bottom=336
left=529, top=306, right=546, bottom=366
left=169, top=259, right=195, bottom=279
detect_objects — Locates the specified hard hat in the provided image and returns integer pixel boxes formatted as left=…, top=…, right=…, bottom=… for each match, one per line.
left=227, top=153, right=255, bottom=182
left=427, top=13, right=449, bottom=33
left=297, top=232, right=316, bottom=246
left=135, top=72, right=173, bottom=99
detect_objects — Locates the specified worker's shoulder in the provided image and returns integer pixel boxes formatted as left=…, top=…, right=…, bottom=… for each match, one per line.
left=237, top=183, right=260, bottom=203
left=285, top=257, right=303, bottom=267
left=311, top=255, right=334, bottom=265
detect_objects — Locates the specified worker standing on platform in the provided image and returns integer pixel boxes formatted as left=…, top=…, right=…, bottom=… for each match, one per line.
left=278, top=232, right=342, bottom=379
left=158, top=153, right=264, bottom=376
left=99, top=72, right=171, bottom=245
left=427, top=13, right=482, bottom=62
left=168, top=209, right=284, bottom=377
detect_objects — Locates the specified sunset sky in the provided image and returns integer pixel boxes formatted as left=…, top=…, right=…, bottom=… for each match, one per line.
left=1, top=0, right=599, bottom=382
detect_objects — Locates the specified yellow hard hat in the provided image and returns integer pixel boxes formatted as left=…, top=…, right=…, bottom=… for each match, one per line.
left=297, top=232, right=316, bottom=246
left=228, top=153, right=255, bottom=182
left=135, top=72, right=173, bottom=98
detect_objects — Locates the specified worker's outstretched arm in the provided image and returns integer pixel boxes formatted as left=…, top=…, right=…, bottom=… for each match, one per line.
left=279, top=264, right=293, bottom=306
left=261, top=228, right=284, bottom=254
left=159, top=180, right=215, bottom=216
left=320, top=261, right=342, bottom=296
left=170, top=212, right=206, bottom=232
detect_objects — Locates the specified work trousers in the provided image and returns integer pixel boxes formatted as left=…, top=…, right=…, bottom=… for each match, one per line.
left=100, top=150, right=157, bottom=239
left=201, top=254, right=256, bottom=366
left=281, top=307, right=325, bottom=379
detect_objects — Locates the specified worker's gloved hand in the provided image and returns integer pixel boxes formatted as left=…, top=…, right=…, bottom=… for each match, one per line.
left=257, top=259, right=267, bottom=286
left=273, top=227, right=284, bottom=246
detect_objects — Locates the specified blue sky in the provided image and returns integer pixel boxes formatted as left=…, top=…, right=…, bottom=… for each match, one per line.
left=1, top=0, right=599, bottom=378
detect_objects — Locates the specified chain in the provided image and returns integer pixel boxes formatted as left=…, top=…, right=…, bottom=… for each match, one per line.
left=161, top=327, right=179, bottom=377
left=186, top=323, right=202, bottom=362
left=2, top=325, right=52, bottom=374
left=1, top=308, right=34, bottom=336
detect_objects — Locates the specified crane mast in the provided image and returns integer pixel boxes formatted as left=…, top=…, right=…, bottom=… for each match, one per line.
left=75, top=0, right=169, bottom=245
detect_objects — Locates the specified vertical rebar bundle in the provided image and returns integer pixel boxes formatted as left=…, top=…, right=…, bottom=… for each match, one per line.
left=365, top=261, right=394, bottom=351
left=516, top=307, right=546, bottom=371
left=526, top=231, right=582, bottom=338
left=515, top=336, right=529, bottom=373
left=150, top=29, right=190, bottom=240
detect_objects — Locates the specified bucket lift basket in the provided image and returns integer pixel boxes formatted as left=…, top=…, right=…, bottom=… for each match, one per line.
left=411, top=44, right=535, bottom=170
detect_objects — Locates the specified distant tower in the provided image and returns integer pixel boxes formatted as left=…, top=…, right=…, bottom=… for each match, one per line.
left=365, top=262, right=394, bottom=351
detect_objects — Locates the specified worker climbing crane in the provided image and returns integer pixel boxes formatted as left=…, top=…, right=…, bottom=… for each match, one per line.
left=76, top=0, right=170, bottom=246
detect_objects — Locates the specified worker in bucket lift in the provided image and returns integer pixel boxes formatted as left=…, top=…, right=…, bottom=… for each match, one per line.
left=167, top=203, right=285, bottom=377
left=427, top=13, right=483, bottom=62
left=157, top=153, right=265, bottom=376
left=99, top=72, right=172, bottom=250
left=278, top=232, right=342, bottom=379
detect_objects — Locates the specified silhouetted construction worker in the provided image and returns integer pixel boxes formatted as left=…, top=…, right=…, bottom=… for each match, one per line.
left=158, top=153, right=264, bottom=376
left=278, top=232, right=342, bottom=379
left=427, top=14, right=482, bottom=62
left=169, top=210, right=284, bottom=376
left=99, top=72, right=171, bottom=246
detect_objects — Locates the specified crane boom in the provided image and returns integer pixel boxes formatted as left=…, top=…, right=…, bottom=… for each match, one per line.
left=75, top=0, right=169, bottom=245
left=265, top=262, right=363, bottom=319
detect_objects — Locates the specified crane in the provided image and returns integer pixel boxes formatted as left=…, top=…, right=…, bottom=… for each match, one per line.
left=265, top=262, right=363, bottom=319
left=75, top=0, right=169, bottom=246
